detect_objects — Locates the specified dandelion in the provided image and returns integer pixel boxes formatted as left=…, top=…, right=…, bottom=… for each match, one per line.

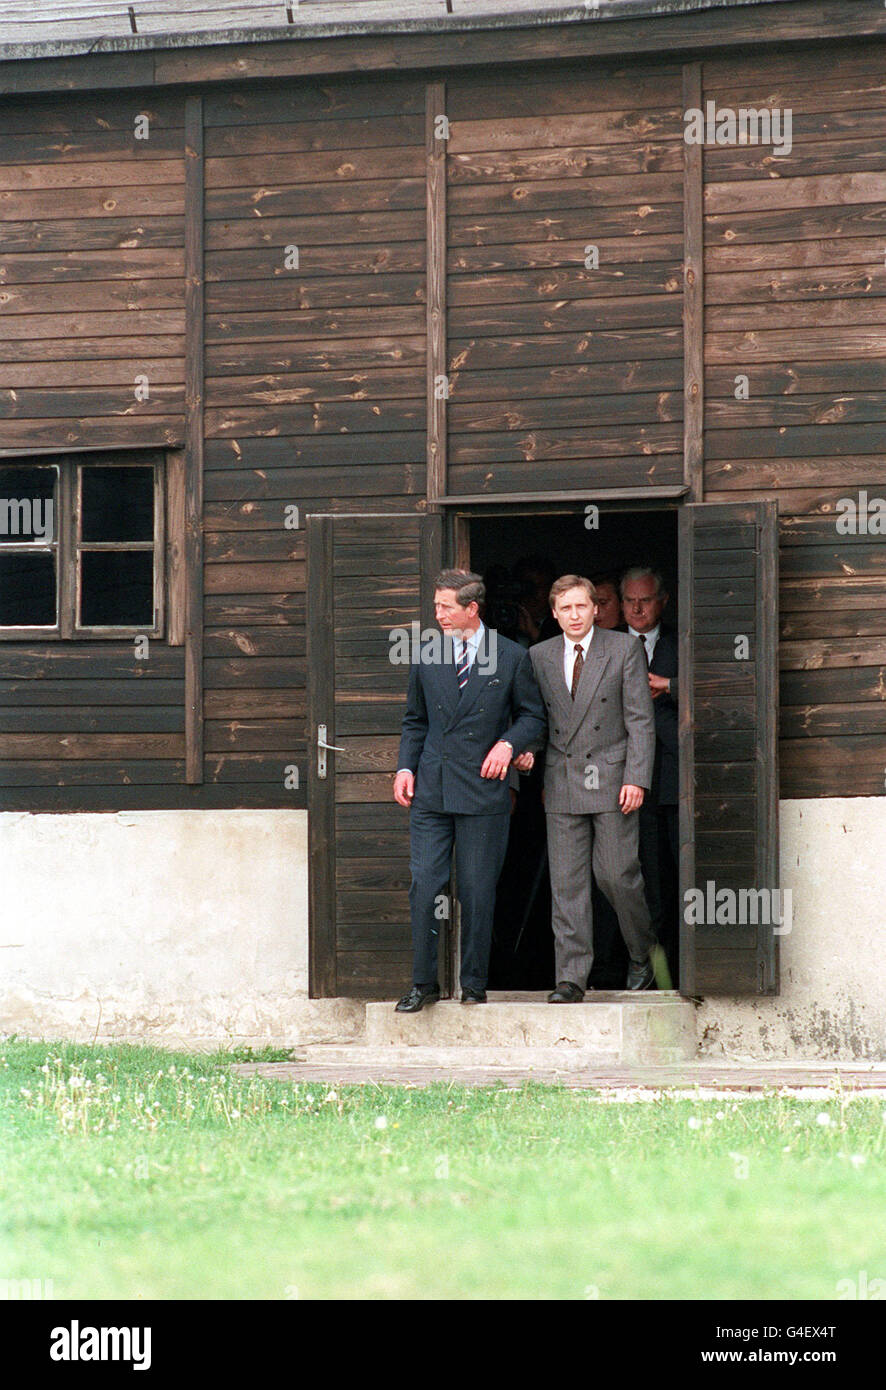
left=306, top=1094, right=314, bottom=1104
left=816, top=1112, right=832, bottom=1127
left=687, top=1116, right=702, bottom=1130
left=68, top=1076, right=83, bottom=1090
left=850, top=1154, right=866, bottom=1169
left=231, top=1109, right=241, bottom=1120
left=375, top=1116, right=388, bottom=1130
left=715, top=1111, right=725, bottom=1120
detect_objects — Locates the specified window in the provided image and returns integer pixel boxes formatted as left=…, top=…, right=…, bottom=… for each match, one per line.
left=0, top=452, right=165, bottom=639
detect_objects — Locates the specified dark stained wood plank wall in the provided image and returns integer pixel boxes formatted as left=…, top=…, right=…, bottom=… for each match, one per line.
left=201, top=73, right=428, bottom=809
left=699, top=47, right=886, bottom=800
left=444, top=62, right=686, bottom=497
left=0, top=90, right=188, bottom=808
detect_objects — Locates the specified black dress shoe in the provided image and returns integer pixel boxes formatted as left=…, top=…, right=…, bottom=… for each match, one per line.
left=460, top=988, right=487, bottom=1004
left=548, top=981, right=585, bottom=1003
left=626, top=958, right=655, bottom=991
left=395, top=983, right=440, bottom=1013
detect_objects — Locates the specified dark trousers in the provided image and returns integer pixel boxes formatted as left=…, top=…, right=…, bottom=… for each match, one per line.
left=638, top=803, right=679, bottom=986
left=408, top=806, right=511, bottom=990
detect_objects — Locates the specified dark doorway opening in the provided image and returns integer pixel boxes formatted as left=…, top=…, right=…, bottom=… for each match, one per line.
left=466, top=507, right=680, bottom=992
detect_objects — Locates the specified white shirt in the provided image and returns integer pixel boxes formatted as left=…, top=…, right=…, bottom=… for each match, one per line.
left=563, top=625, right=594, bottom=692
left=628, top=622, right=660, bottom=666
left=453, top=621, right=485, bottom=672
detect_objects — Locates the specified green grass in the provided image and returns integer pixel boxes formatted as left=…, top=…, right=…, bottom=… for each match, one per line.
left=1, top=1039, right=884, bottom=1300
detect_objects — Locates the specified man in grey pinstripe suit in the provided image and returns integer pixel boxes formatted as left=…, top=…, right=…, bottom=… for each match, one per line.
left=517, top=575, right=659, bottom=1000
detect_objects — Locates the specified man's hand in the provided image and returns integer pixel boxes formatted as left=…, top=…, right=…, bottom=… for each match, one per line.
left=481, top=740, right=513, bottom=780
left=619, top=783, right=644, bottom=814
left=513, top=751, right=535, bottom=773
left=648, top=673, right=669, bottom=700
left=393, top=770, right=415, bottom=807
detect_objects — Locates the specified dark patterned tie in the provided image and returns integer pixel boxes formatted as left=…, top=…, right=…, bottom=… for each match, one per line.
left=457, top=640, right=471, bottom=693
left=570, top=643, right=584, bottom=700
left=638, top=635, right=649, bottom=667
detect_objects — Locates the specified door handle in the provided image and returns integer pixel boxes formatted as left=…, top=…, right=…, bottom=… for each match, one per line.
left=317, top=723, right=344, bottom=779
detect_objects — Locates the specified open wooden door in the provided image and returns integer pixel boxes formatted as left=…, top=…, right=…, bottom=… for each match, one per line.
left=678, top=500, right=779, bottom=996
left=307, top=512, right=443, bottom=999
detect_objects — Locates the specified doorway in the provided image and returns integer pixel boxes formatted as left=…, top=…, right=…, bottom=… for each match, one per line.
left=461, top=505, right=679, bottom=992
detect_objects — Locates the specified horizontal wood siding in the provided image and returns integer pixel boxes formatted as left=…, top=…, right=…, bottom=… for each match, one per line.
left=444, top=62, right=685, bottom=497
left=700, top=44, right=886, bottom=799
left=1, top=40, right=885, bottom=809
left=0, top=89, right=188, bottom=809
left=201, top=75, right=427, bottom=809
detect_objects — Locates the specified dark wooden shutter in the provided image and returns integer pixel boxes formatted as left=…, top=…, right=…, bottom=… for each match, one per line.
left=307, top=512, right=442, bottom=999
left=678, top=500, right=779, bottom=996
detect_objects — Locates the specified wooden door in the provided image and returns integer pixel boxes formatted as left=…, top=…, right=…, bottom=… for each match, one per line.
left=678, top=500, right=780, bottom=996
left=306, top=511, right=443, bottom=998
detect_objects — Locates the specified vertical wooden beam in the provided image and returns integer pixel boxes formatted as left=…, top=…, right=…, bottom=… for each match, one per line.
left=425, top=80, right=448, bottom=506
left=307, top=515, right=336, bottom=998
left=755, top=499, right=780, bottom=995
left=682, top=62, right=705, bottom=503
left=165, top=448, right=186, bottom=646
left=184, top=95, right=204, bottom=783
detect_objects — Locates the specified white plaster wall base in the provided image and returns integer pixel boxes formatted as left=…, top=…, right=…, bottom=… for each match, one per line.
left=0, top=809, right=360, bottom=1047
left=697, top=798, right=886, bottom=1061
left=2, top=798, right=884, bottom=1058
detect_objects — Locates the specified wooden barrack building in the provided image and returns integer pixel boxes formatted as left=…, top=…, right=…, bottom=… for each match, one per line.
left=1, top=0, right=885, bottom=1056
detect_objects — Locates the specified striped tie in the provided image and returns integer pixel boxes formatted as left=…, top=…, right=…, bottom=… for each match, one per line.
left=456, top=640, right=471, bottom=692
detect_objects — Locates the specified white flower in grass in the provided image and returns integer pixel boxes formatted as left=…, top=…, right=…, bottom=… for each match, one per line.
left=816, top=1112, right=832, bottom=1127
left=374, top=1115, right=388, bottom=1130
left=68, top=1075, right=83, bottom=1089
left=850, top=1154, right=866, bottom=1169
left=687, top=1116, right=702, bottom=1130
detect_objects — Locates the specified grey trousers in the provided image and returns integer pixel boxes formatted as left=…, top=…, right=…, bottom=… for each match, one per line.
left=545, top=808, right=656, bottom=987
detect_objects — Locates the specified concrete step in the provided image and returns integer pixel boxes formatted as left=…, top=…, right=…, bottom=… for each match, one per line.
left=356, top=991, right=695, bottom=1065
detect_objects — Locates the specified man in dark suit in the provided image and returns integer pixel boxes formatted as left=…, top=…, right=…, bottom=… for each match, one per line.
left=621, top=566, right=679, bottom=986
left=517, top=575, right=658, bottom=1000
left=393, top=570, right=545, bottom=1010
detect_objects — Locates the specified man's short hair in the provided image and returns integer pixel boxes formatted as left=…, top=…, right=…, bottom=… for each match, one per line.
left=619, top=566, right=666, bottom=598
left=434, top=569, right=485, bottom=609
left=548, top=574, right=597, bottom=608
left=589, top=571, right=619, bottom=595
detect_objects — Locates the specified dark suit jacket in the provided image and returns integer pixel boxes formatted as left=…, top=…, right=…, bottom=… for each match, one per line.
left=648, top=628, right=678, bottom=806
left=398, top=626, right=545, bottom=815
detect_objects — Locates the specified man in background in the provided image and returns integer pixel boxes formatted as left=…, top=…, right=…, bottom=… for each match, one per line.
left=621, top=566, right=679, bottom=987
